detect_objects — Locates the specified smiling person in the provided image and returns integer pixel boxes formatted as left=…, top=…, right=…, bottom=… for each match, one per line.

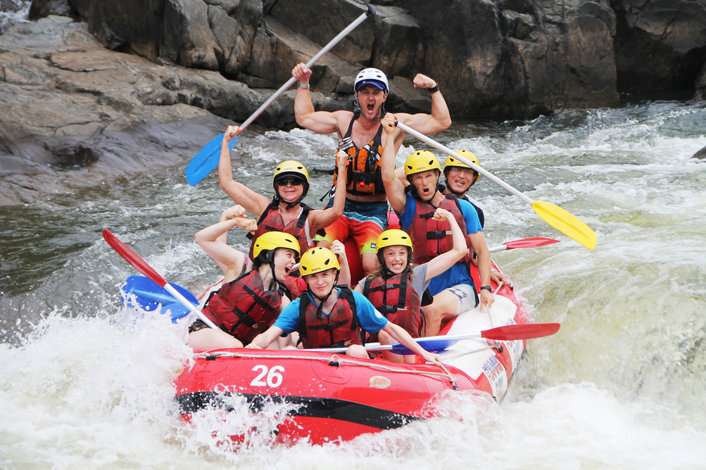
left=380, top=114, right=495, bottom=336
left=355, top=215, right=467, bottom=363
left=247, top=247, right=443, bottom=365
left=443, top=151, right=510, bottom=287
left=291, top=63, right=451, bottom=275
left=188, top=231, right=300, bottom=350
left=218, top=125, right=348, bottom=260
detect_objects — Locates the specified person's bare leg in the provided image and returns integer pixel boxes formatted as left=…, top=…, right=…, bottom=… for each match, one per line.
left=423, top=290, right=459, bottom=336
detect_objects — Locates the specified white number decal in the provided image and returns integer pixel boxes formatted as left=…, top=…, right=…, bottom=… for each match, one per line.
left=268, top=366, right=284, bottom=387
left=250, top=365, right=285, bottom=388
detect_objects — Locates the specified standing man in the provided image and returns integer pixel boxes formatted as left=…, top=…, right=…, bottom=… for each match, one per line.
left=380, top=114, right=494, bottom=336
left=291, top=63, right=451, bottom=274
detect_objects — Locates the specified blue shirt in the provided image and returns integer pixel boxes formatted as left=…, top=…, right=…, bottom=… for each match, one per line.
left=398, top=192, right=482, bottom=296
left=274, top=288, right=388, bottom=334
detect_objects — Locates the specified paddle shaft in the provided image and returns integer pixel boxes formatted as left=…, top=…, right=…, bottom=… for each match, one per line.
left=489, top=237, right=559, bottom=253
left=304, top=323, right=560, bottom=354
left=396, top=121, right=534, bottom=205
left=239, top=5, right=375, bottom=132
left=103, top=230, right=220, bottom=330
left=395, top=121, right=597, bottom=250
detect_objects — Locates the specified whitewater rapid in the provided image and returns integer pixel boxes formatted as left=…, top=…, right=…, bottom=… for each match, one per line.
left=1, top=101, right=705, bottom=469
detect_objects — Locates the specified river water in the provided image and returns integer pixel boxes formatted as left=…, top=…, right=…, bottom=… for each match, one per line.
left=1, top=100, right=705, bottom=469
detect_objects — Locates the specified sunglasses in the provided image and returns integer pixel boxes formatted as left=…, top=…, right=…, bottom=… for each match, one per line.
left=276, top=177, right=304, bottom=187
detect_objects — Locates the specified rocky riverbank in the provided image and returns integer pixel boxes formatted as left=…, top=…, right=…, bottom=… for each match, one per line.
left=1, top=0, right=705, bottom=205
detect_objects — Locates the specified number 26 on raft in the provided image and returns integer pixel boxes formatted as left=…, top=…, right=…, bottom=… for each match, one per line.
left=250, top=365, right=285, bottom=388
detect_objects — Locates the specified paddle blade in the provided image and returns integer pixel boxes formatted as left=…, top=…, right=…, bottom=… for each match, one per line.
left=531, top=200, right=597, bottom=250
left=103, top=229, right=167, bottom=287
left=185, top=134, right=238, bottom=185
left=122, top=276, right=198, bottom=307
left=481, top=323, right=560, bottom=341
left=503, top=237, right=559, bottom=250
left=122, top=276, right=196, bottom=322
left=389, top=337, right=460, bottom=355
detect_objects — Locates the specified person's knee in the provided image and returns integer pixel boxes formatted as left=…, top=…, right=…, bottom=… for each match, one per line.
left=346, top=344, right=368, bottom=359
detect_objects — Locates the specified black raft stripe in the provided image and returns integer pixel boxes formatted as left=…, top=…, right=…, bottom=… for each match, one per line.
left=176, top=391, right=420, bottom=430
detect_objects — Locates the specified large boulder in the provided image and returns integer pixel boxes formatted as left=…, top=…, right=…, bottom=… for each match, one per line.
left=612, top=0, right=706, bottom=96
left=0, top=16, right=278, bottom=205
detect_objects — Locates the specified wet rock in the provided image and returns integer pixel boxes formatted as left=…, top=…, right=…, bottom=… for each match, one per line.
left=695, top=63, right=706, bottom=100
left=1, top=0, right=24, bottom=11
left=692, top=145, right=706, bottom=161
left=3, top=0, right=705, bottom=205
left=613, top=0, right=706, bottom=97
left=28, top=0, right=74, bottom=20
left=0, top=16, right=269, bottom=205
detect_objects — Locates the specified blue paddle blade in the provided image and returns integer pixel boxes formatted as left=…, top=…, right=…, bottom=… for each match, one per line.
left=185, top=134, right=238, bottom=185
left=389, top=337, right=460, bottom=355
left=121, top=275, right=198, bottom=322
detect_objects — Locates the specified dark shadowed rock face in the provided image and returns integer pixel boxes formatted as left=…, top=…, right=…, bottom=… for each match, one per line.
left=3, top=0, right=704, bottom=204
left=28, top=0, right=705, bottom=116
left=612, top=0, right=706, bottom=96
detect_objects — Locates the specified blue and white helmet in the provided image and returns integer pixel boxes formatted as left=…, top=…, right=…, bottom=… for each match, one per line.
left=354, top=68, right=389, bottom=93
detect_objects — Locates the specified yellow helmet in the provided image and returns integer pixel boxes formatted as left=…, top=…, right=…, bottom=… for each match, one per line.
left=444, top=150, right=480, bottom=185
left=299, top=247, right=340, bottom=276
left=273, top=160, right=309, bottom=183
left=444, top=150, right=479, bottom=170
left=404, top=150, right=441, bottom=177
left=273, top=160, right=310, bottom=197
left=376, top=229, right=413, bottom=254
left=252, top=231, right=301, bottom=259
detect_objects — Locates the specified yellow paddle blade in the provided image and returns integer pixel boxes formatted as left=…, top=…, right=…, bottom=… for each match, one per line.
left=531, top=200, right=597, bottom=250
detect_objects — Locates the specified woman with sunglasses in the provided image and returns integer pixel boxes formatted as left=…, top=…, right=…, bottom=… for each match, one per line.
left=218, top=125, right=348, bottom=261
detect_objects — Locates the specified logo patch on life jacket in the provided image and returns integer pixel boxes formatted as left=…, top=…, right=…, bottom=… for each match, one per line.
left=369, top=376, right=392, bottom=389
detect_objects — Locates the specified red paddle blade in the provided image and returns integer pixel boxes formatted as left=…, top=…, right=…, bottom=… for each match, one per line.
left=503, top=237, right=560, bottom=250
left=481, top=323, right=560, bottom=341
left=102, top=229, right=167, bottom=288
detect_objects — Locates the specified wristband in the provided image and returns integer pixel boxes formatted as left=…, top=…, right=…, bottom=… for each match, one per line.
left=429, top=83, right=439, bottom=94
left=480, top=285, right=492, bottom=292
left=298, top=82, right=310, bottom=89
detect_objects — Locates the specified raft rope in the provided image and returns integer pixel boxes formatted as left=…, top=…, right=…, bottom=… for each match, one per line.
left=192, top=350, right=461, bottom=389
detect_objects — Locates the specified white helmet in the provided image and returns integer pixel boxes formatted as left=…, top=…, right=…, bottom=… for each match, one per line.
left=354, top=68, right=389, bottom=93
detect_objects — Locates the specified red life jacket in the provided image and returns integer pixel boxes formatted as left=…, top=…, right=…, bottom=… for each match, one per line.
left=332, top=114, right=385, bottom=196
left=362, top=272, right=423, bottom=339
left=282, top=273, right=304, bottom=300
left=408, top=192, right=472, bottom=265
left=248, top=200, right=311, bottom=260
left=297, top=287, right=364, bottom=349
left=202, top=270, right=282, bottom=343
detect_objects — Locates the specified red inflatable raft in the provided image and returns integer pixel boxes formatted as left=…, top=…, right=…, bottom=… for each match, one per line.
left=174, top=260, right=532, bottom=446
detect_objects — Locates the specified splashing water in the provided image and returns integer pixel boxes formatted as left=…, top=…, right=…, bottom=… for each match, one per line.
left=1, top=101, right=705, bottom=468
